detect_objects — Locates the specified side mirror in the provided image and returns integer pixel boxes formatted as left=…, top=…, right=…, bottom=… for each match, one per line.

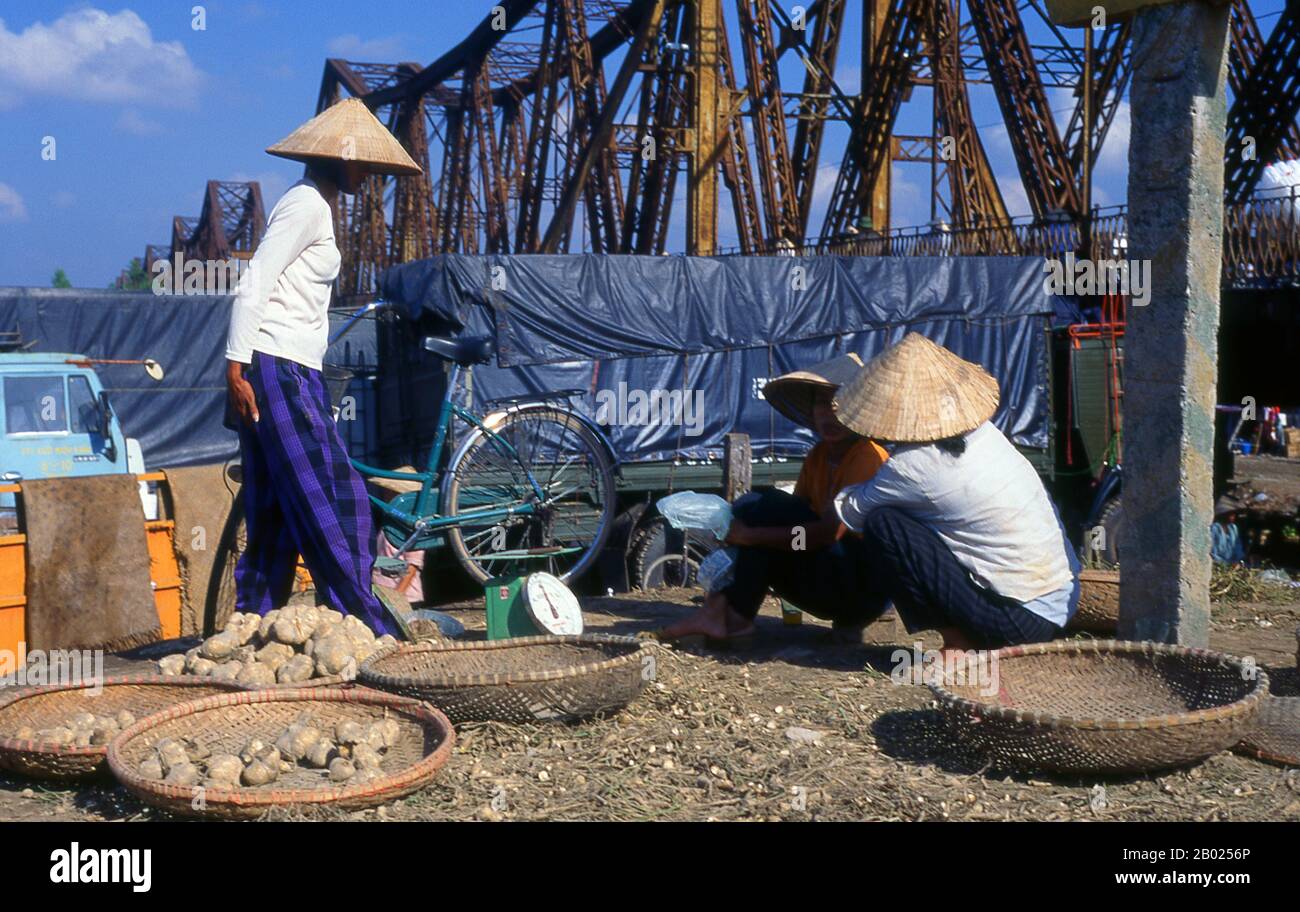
left=98, top=391, right=113, bottom=438
left=98, top=391, right=118, bottom=461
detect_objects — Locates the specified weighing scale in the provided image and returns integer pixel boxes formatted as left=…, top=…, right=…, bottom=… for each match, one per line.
left=483, top=546, right=584, bottom=639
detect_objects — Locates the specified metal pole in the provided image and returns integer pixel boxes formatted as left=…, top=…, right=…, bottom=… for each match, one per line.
left=1081, top=23, right=1093, bottom=256
left=688, top=0, right=723, bottom=254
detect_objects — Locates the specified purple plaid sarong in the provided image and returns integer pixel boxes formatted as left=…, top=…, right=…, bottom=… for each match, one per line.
left=232, top=351, right=396, bottom=636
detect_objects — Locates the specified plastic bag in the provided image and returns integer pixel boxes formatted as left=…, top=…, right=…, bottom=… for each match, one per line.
left=697, top=547, right=738, bottom=594
left=1257, top=568, right=1297, bottom=587
left=656, top=491, right=732, bottom=542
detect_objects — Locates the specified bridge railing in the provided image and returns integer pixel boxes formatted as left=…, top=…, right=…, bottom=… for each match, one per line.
left=1223, top=184, right=1300, bottom=287
left=719, top=186, right=1300, bottom=289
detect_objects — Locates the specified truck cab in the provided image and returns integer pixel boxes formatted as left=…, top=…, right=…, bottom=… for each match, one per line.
left=0, top=352, right=153, bottom=521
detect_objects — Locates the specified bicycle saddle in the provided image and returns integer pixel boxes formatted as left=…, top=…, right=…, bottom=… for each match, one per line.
left=422, top=334, right=494, bottom=366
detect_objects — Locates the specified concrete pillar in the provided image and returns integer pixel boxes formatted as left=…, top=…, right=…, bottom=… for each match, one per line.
left=1117, top=1, right=1231, bottom=646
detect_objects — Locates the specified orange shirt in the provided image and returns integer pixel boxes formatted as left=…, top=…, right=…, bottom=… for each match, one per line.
left=794, top=438, right=889, bottom=525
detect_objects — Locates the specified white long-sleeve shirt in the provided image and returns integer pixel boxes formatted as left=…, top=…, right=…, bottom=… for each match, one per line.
left=225, top=179, right=340, bottom=370
left=834, top=421, right=1080, bottom=627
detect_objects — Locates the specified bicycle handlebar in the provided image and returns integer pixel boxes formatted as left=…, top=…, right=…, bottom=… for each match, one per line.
left=329, top=299, right=391, bottom=345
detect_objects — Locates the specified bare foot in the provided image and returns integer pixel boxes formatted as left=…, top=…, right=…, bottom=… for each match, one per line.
left=658, top=593, right=756, bottom=641
left=657, top=593, right=730, bottom=641
left=724, top=604, right=755, bottom=637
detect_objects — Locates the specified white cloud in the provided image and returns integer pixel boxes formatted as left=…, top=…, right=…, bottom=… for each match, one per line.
left=327, top=34, right=406, bottom=60
left=0, top=9, right=202, bottom=110
left=1092, top=99, right=1130, bottom=205
left=834, top=64, right=860, bottom=95
left=995, top=173, right=1032, bottom=219
left=115, top=109, right=164, bottom=136
left=802, top=159, right=848, bottom=236
left=889, top=171, right=929, bottom=228
left=1046, top=86, right=1075, bottom=137
left=0, top=183, right=28, bottom=222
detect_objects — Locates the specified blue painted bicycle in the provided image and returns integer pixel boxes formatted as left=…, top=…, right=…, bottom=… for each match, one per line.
left=207, top=301, right=617, bottom=627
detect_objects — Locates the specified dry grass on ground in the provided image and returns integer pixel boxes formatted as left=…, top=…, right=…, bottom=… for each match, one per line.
left=2, top=589, right=1298, bottom=823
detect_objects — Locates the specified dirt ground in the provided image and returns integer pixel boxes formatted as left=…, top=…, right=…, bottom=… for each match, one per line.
left=3, top=454, right=1298, bottom=823
left=1236, top=454, right=1300, bottom=512
left=1231, top=454, right=1300, bottom=568
left=1, top=587, right=1297, bottom=823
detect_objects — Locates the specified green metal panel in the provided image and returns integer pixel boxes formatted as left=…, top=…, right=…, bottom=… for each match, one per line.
left=1070, top=337, right=1124, bottom=474
left=613, top=443, right=1052, bottom=496
left=615, top=459, right=802, bottom=494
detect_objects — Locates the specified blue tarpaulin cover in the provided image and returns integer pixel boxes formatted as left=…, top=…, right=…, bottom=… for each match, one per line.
left=378, top=255, right=1055, bottom=465
left=0, top=288, right=379, bottom=468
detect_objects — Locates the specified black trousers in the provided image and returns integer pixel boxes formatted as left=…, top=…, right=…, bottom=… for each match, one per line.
left=858, top=507, right=1061, bottom=648
left=720, top=489, right=888, bottom=626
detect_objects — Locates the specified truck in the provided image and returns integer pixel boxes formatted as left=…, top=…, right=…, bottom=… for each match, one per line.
left=0, top=351, right=158, bottom=521
left=0, top=349, right=182, bottom=666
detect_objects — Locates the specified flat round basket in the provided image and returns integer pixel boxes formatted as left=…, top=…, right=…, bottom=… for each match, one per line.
left=1066, top=569, right=1120, bottom=633
left=107, top=687, right=454, bottom=820
left=929, top=640, right=1268, bottom=775
left=1234, top=696, right=1300, bottom=767
left=0, top=676, right=246, bottom=781
left=160, top=672, right=349, bottom=691
left=359, top=634, right=652, bottom=724
left=257, top=674, right=348, bottom=691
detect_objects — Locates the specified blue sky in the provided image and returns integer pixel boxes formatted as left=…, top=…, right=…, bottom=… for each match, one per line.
left=0, top=1, right=487, bottom=287
left=0, top=1, right=1288, bottom=286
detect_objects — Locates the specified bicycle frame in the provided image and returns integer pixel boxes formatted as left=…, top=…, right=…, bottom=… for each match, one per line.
left=350, top=362, right=547, bottom=550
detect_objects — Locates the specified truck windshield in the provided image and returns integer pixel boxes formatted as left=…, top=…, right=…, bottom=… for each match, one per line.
left=4, top=375, right=68, bottom=434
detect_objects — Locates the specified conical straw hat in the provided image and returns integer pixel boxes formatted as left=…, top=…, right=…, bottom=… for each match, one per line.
left=832, top=333, right=999, bottom=443
left=267, top=97, right=422, bottom=176
left=762, top=353, right=864, bottom=430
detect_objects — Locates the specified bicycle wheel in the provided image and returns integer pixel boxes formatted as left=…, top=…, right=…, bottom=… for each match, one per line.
left=205, top=499, right=247, bottom=636
left=444, top=406, right=616, bottom=585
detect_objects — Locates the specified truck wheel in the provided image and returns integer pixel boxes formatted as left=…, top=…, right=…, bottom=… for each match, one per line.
left=628, top=517, right=710, bottom=590
left=1091, top=497, right=1123, bottom=568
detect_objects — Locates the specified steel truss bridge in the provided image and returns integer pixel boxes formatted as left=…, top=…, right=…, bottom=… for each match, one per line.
left=147, top=1, right=1300, bottom=294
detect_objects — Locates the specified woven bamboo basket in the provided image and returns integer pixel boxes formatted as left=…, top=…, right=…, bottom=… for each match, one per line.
left=0, top=676, right=246, bottom=781
left=107, top=687, right=454, bottom=819
left=258, top=673, right=348, bottom=690
left=1066, top=569, right=1120, bottom=633
left=1234, top=696, right=1300, bottom=767
left=359, top=634, right=652, bottom=724
left=929, top=640, right=1268, bottom=775
left=160, top=671, right=349, bottom=691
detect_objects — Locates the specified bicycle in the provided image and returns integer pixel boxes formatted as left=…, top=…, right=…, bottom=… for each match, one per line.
left=205, top=301, right=618, bottom=630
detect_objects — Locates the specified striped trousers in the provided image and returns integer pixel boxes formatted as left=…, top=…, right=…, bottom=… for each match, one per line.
left=232, top=351, right=396, bottom=636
